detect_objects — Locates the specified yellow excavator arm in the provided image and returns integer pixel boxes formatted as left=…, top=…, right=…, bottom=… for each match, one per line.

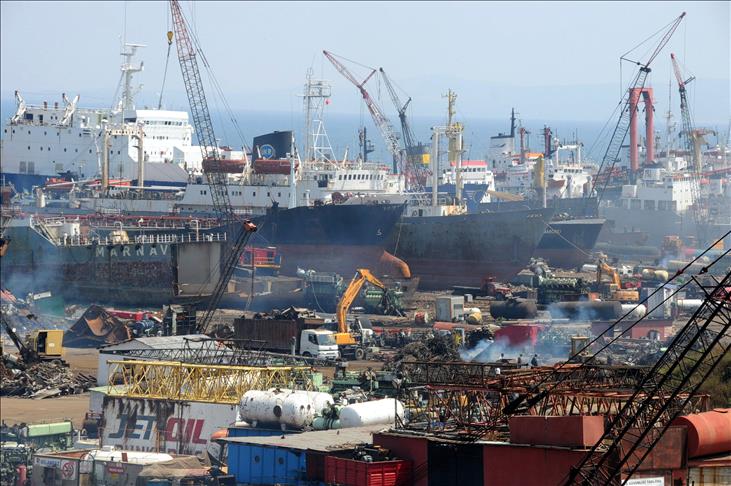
left=597, top=261, right=621, bottom=287
left=335, top=269, right=386, bottom=345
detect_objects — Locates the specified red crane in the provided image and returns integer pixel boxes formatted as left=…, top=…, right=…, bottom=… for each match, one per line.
left=323, top=51, right=404, bottom=175
left=591, top=12, right=685, bottom=199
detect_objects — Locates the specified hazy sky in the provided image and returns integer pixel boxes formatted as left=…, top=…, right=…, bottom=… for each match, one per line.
left=1, top=1, right=729, bottom=124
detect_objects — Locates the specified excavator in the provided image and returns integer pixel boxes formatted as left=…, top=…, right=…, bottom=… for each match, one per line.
left=596, top=260, right=639, bottom=303
left=1, top=314, right=65, bottom=365
left=335, top=269, right=396, bottom=346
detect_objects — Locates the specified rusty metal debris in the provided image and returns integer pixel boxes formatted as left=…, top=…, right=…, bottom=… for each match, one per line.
left=0, top=358, right=96, bottom=398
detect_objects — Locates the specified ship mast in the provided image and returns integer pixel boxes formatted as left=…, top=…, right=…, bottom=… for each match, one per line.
left=114, top=43, right=145, bottom=115
left=302, top=69, right=337, bottom=165
left=444, top=90, right=464, bottom=203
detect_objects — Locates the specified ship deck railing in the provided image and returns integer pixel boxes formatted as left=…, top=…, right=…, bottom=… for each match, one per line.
left=46, top=231, right=228, bottom=247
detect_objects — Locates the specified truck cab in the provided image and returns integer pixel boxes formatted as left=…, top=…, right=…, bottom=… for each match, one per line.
left=299, top=329, right=339, bottom=360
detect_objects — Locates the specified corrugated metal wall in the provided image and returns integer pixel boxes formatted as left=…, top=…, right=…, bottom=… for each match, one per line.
left=688, top=466, right=731, bottom=486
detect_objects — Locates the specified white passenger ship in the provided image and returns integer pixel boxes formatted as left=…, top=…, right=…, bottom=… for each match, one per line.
left=0, top=44, right=200, bottom=192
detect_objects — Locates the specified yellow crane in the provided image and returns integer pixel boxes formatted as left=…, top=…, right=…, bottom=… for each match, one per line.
left=335, top=269, right=387, bottom=345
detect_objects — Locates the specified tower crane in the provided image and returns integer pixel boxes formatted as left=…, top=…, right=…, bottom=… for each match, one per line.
left=323, top=51, right=404, bottom=175
left=169, top=0, right=256, bottom=333
left=591, top=12, right=686, bottom=202
left=379, top=67, right=429, bottom=188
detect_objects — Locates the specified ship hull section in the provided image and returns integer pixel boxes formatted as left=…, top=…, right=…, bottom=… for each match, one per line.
left=534, top=218, right=605, bottom=269
left=388, top=208, right=551, bottom=289
left=253, top=203, right=405, bottom=277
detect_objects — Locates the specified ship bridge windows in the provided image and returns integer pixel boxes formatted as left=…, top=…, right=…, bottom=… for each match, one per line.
left=24, top=113, right=33, bottom=121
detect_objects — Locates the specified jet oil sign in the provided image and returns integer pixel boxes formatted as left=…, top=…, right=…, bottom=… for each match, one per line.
left=101, top=397, right=237, bottom=456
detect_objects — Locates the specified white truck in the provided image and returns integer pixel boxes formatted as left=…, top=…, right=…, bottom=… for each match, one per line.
left=233, top=317, right=339, bottom=360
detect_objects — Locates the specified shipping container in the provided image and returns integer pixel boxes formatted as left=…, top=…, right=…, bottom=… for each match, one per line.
left=227, top=443, right=307, bottom=485
left=324, top=455, right=412, bottom=486
left=100, top=396, right=237, bottom=457
left=428, top=441, right=483, bottom=486
left=233, top=317, right=323, bottom=354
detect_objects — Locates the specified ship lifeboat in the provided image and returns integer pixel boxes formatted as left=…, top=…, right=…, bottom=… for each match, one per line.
left=44, top=177, right=76, bottom=191
left=202, top=158, right=246, bottom=174
left=253, top=159, right=298, bottom=175
left=548, top=179, right=566, bottom=189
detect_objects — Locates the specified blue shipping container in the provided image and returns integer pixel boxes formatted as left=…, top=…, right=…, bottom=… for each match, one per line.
left=228, top=443, right=308, bottom=485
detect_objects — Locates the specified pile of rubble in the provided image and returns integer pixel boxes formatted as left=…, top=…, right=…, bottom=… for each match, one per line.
left=386, top=333, right=460, bottom=370
left=0, top=358, right=96, bottom=398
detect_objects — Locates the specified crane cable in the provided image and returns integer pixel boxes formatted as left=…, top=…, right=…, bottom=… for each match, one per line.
left=158, top=30, right=174, bottom=110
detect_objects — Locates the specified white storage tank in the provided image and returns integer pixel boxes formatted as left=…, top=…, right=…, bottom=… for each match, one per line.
left=621, top=304, right=647, bottom=319
left=268, top=388, right=334, bottom=416
left=239, top=389, right=334, bottom=429
left=339, top=399, right=405, bottom=428
left=675, top=299, right=703, bottom=313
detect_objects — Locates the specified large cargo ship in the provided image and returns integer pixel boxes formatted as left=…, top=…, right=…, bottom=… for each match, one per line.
left=477, top=197, right=604, bottom=269
left=0, top=216, right=228, bottom=306
left=0, top=202, right=405, bottom=305
left=387, top=207, right=552, bottom=289
left=253, top=202, right=406, bottom=278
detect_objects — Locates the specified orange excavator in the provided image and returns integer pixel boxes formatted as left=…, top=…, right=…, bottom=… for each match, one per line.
left=596, top=260, right=639, bottom=303
left=335, top=269, right=387, bottom=346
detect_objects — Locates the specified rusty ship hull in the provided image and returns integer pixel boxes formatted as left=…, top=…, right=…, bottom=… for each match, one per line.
left=0, top=218, right=227, bottom=306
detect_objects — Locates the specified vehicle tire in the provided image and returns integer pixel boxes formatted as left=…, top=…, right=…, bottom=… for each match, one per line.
left=302, top=352, right=312, bottom=358
left=355, top=348, right=365, bottom=360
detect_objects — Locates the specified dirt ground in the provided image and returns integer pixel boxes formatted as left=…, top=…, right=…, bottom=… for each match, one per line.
left=1, top=394, right=90, bottom=429
left=1, top=347, right=99, bottom=428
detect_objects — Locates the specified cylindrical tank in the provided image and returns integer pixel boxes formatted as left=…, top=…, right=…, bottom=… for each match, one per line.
left=490, top=298, right=538, bottom=319
left=268, top=388, right=334, bottom=416
left=666, top=259, right=707, bottom=274
left=675, top=299, right=703, bottom=312
left=641, top=269, right=669, bottom=282
left=339, top=399, right=405, bottom=428
left=621, top=304, right=647, bottom=319
left=239, top=389, right=334, bottom=429
left=465, top=308, right=482, bottom=325
left=672, top=409, right=731, bottom=458
left=581, top=264, right=598, bottom=273
left=548, top=301, right=622, bottom=321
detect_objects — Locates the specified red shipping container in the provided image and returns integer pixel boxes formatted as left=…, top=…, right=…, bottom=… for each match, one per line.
left=509, top=415, right=605, bottom=448
left=324, top=456, right=412, bottom=486
left=494, top=324, right=542, bottom=347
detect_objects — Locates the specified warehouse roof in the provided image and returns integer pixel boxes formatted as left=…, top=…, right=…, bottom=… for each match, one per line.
left=221, top=425, right=386, bottom=452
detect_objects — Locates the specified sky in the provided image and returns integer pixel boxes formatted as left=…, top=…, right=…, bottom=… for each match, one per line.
left=1, top=1, right=729, bottom=129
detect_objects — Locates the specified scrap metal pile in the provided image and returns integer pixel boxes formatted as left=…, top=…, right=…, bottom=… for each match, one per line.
left=0, top=358, right=96, bottom=398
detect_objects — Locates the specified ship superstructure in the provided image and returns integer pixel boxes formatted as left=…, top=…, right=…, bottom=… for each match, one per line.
left=1, top=43, right=200, bottom=192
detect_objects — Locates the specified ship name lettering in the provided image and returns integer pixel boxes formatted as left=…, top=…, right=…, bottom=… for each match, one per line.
left=122, top=246, right=131, bottom=256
